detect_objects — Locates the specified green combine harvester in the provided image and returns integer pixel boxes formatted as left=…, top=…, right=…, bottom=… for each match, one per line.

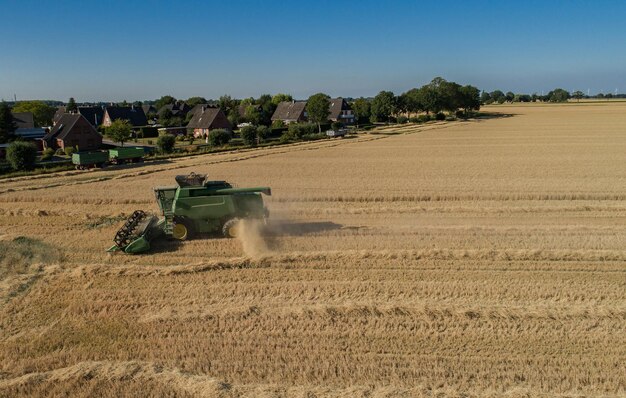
left=108, top=173, right=271, bottom=254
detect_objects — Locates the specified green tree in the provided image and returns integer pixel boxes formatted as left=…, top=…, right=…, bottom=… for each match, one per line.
left=271, top=119, right=285, bottom=129
left=438, top=80, right=463, bottom=112
left=147, top=112, right=158, bottom=124
left=421, top=77, right=462, bottom=113
left=416, top=85, right=439, bottom=114
left=240, top=97, right=255, bottom=107
left=227, top=106, right=240, bottom=126
left=480, top=91, right=492, bottom=104
left=271, top=93, right=293, bottom=105
left=6, top=141, right=37, bottom=170
left=183, top=112, right=194, bottom=125
left=106, top=119, right=133, bottom=146
left=351, top=98, right=371, bottom=127
left=395, top=94, right=407, bottom=118
left=370, top=91, right=396, bottom=123
left=490, top=90, right=506, bottom=104
left=244, top=105, right=262, bottom=125
left=285, top=123, right=317, bottom=140
left=240, top=125, right=258, bottom=146
left=548, top=88, right=570, bottom=102
left=185, top=97, right=207, bottom=107
left=66, top=97, right=77, bottom=113
left=505, top=91, right=515, bottom=102
left=13, top=101, right=56, bottom=127
left=257, top=94, right=276, bottom=126
left=158, top=108, right=174, bottom=126
left=306, top=93, right=331, bottom=132
left=0, top=102, right=17, bottom=143
left=426, top=77, right=448, bottom=112
left=169, top=117, right=183, bottom=127
left=217, top=95, right=240, bottom=125
left=572, top=90, right=584, bottom=102
left=458, top=85, right=481, bottom=115
left=401, top=89, right=422, bottom=116
left=155, top=95, right=176, bottom=110
left=218, top=95, right=237, bottom=116
left=256, top=125, right=269, bottom=142
left=208, top=129, right=231, bottom=146
left=157, top=134, right=176, bottom=153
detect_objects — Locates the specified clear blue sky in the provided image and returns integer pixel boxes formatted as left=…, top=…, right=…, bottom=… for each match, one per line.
left=1, top=0, right=626, bottom=102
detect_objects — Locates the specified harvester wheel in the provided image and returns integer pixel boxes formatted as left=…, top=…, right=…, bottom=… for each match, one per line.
left=172, top=218, right=194, bottom=240
left=172, top=223, right=189, bottom=240
left=222, top=218, right=241, bottom=238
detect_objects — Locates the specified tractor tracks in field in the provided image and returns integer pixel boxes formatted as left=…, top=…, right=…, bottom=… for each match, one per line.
left=75, top=248, right=626, bottom=276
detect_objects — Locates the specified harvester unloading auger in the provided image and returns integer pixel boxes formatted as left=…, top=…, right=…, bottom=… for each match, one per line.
left=108, top=173, right=271, bottom=254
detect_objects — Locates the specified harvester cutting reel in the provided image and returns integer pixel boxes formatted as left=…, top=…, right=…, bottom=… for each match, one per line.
left=107, top=210, right=162, bottom=254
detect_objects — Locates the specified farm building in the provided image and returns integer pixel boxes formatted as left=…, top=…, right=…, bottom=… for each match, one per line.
left=271, top=101, right=308, bottom=124
left=328, top=98, right=355, bottom=125
left=186, top=106, right=231, bottom=138
left=102, top=106, right=148, bottom=128
left=43, top=113, right=102, bottom=151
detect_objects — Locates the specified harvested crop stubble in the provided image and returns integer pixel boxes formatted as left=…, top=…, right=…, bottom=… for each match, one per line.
left=1, top=103, right=626, bottom=397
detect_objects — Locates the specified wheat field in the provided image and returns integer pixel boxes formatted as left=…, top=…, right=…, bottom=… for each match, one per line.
left=1, top=103, right=625, bottom=397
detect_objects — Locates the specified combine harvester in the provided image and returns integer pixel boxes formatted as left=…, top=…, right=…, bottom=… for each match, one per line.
left=108, top=173, right=271, bottom=254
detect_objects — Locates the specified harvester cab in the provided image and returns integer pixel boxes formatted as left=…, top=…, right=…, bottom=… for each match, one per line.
left=108, top=173, right=271, bottom=254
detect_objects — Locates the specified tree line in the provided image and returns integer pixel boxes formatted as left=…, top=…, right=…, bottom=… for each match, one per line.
left=152, top=93, right=294, bottom=128
left=106, top=77, right=483, bottom=129
left=481, top=89, right=572, bottom=104
left=347, top=77, right=481, bottom=125
left=481, top=88, right=626, bottom=104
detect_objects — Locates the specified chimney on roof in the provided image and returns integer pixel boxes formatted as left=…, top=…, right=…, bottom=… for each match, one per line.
left=201, top=105, right=206, bottom=113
